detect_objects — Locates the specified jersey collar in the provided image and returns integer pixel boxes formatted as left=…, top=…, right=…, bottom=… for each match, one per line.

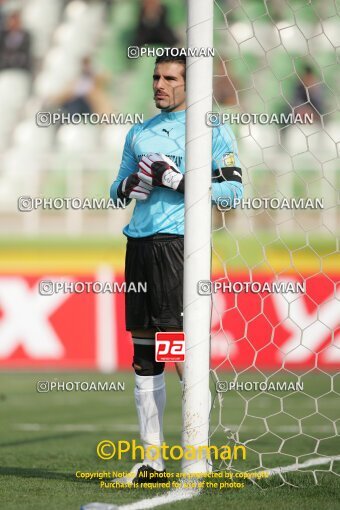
left=160, top=109, right=186, bottom=122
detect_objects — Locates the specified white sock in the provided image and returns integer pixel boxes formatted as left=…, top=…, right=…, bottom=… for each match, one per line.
left=134, top=372, right=166, bottom=471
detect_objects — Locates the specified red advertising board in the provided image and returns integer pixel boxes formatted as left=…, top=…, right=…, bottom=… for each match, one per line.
left=0, top=272, right=338, bottom=370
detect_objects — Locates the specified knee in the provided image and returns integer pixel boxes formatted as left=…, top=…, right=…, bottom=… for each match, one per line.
left=132, top=343, right=164, bottom=376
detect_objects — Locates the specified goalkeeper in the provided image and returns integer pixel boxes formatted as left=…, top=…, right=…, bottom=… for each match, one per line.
left=110, top=54, right=243, bottom=482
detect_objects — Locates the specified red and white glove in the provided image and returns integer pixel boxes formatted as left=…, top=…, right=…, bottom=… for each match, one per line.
left=137, top=153, right=184, bottom=193
left=117, top=173, right=153, bottom=201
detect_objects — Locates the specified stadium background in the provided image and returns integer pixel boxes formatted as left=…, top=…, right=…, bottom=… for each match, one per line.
left=0, top=1, right=339, bottom=509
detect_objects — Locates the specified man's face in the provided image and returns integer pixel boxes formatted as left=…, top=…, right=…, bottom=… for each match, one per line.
left=8, top=13, right=21, bottom=31
left=153, top=62, right=186, bottom=112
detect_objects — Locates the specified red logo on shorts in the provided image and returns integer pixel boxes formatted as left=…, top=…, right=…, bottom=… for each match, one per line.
left=155, top=332, right=185, bottom=362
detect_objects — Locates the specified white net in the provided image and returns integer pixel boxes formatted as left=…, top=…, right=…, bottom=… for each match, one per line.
left=209, top=0, right=340, bottom=486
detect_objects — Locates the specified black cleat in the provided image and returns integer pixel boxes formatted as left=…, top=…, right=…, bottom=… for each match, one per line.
left=133, top=464, right=166, bottom=484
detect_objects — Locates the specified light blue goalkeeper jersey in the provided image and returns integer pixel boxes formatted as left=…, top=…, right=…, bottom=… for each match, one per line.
left=110, top=109, right=243, bottom=238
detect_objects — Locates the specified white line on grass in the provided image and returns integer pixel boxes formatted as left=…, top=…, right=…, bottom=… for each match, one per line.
left=81, top=455, right=340, bottom=510
left=264, top=454, right=340, bottom=475
left=14, top=423, right=336, bottom=433
left=14, top=423, right=140, bottom=432
left=81, top=486, right=199, bottom=510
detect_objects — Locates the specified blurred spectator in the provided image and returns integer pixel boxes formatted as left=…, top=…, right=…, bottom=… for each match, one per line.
left=103, top=0, right=114, bottom=16
left=213, top=60, right=239, bottom=107
left=265, top=0, right=286, bottom=21
left=132, top=0, right=177, bottom=47
left=64, top=0, right=113, bottom=16
left=291, top=66, right=324, bottom=123
left=0, top=0, right=5, bottom=32
left=0, top=11, right=31, bottom=71
left=50, top=56, right=112, bottom=117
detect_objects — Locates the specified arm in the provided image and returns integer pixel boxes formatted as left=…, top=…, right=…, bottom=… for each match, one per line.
left=211, top=167, right=243, bottom=205
left=211, top=124, right=243, bottom=206
left=137, top=123, right=243, bottom=204
left=110, top=126, right=151, bottom=206
left=137, top=150, right=243, bottom=203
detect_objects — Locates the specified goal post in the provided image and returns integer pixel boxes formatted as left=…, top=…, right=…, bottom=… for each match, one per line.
left=182, top=0, right=214, bottom=473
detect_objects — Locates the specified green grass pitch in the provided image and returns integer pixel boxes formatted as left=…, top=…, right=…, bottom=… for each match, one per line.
left=1, top=371, right=340, bottom=510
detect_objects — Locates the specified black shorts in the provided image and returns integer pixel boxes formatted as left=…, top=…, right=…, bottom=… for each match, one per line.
left=125, top=233, right=184, bottom=331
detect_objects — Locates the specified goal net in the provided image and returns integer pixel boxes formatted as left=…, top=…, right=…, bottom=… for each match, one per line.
left=205, top=0, right=339, bottom=486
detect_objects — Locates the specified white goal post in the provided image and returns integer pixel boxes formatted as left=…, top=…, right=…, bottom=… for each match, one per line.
left=182, top=0, right=214, bottom=473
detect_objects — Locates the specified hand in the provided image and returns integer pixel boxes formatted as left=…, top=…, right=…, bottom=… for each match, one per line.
left=117, top=173, right=153, bottom=201
left=138, top=153, right=184, bottom=193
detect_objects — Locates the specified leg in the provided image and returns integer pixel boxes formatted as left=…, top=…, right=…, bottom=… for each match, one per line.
left=125, top=235, right=184, bottom=475
left=131, top=331, right=166, bottom=472
left=124, top=239, right=166, bottom=476
left=175, top=362, right=184, bottom=381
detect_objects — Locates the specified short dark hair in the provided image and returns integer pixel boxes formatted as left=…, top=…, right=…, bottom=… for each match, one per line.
left=155, top=54, right=186, bottom=79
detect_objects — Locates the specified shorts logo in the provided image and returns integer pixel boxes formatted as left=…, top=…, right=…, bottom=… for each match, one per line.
left=155, top=332, right=185, bottom=362
left=223, top=152, right=235, bottom=167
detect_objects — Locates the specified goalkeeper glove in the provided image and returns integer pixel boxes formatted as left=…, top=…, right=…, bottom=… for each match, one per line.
left=117, top=173, right=153, bottom=201
left=138, top=153, right=184, bottom=193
